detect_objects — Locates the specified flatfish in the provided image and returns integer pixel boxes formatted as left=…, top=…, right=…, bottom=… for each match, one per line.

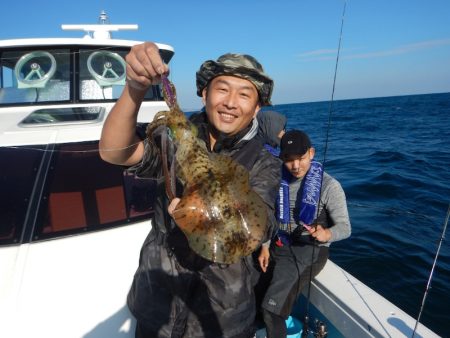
left=146, top=76, right=268, bottom=264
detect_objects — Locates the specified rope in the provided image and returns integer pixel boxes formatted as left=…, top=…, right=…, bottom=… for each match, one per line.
left=0, top=142, right=142, bottom=153
left=0, top=46, right=123, bottom=62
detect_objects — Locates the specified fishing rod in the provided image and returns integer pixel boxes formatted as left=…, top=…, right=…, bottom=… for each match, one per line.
left=301, top=1, right=347, bottom=337
left=411, top=203, right=449, bottom=338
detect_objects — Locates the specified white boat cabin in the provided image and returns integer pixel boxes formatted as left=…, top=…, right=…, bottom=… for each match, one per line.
left=0, top=14, right=173, bottom=338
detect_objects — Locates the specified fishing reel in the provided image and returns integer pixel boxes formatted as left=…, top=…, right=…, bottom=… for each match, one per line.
left=313, top=320, right=328, bottom=338
left=301, top=316, right=328, bottom=338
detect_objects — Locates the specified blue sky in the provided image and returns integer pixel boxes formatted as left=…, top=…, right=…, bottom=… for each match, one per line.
left=1, top=0, right=449, bottom=109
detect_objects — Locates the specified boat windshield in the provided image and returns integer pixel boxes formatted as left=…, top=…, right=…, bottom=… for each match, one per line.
left=0, top=46, right=165, bottom=106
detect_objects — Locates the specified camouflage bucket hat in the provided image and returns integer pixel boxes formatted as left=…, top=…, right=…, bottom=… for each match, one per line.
left=196, top=53, right=274, bottom=106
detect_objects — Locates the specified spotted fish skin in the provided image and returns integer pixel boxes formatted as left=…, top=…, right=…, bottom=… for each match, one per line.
left=146, top=78, right=268, bottom=264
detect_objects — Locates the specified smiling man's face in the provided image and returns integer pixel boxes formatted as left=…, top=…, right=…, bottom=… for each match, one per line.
left=202, top=75, right=261, bottom=136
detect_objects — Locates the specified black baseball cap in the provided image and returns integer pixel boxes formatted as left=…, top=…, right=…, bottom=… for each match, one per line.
left=279, top=130, right=312, bottom=158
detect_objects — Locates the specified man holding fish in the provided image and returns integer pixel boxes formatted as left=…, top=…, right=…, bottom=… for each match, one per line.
left=100, top=42, right=281, bottom=338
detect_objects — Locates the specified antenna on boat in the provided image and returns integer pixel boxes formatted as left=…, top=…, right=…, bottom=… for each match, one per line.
left=411, top=203, right=449, bottom=337
left=98, top=10, right=110, bottom=24
left=61, top=11, right=138, bottom=39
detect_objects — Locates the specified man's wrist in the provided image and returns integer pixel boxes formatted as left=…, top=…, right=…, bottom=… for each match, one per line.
left=126, top=82, right=149, bottom=102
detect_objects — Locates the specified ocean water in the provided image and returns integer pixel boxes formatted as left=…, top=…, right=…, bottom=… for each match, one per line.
left=265, top=92, right=450, bottom=337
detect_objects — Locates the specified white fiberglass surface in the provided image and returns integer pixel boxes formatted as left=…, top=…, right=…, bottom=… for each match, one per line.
left=1, top=221, right=151, bottom=338
left=306, top=260, right=440, bottom=338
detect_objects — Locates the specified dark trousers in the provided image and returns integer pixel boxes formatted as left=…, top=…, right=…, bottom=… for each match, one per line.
left=259, top=244, right=329, bottom=338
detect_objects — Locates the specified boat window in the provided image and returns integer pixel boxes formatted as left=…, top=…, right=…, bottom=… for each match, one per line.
left=0, top=145, right=44, bottom=246
left=79, top=48, right=163, bottom=101
left=32, top=141, right=156, bottom=241
left=0, top=49, right=70, bottom=105
left=19, top=106, right=105, bottom=125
